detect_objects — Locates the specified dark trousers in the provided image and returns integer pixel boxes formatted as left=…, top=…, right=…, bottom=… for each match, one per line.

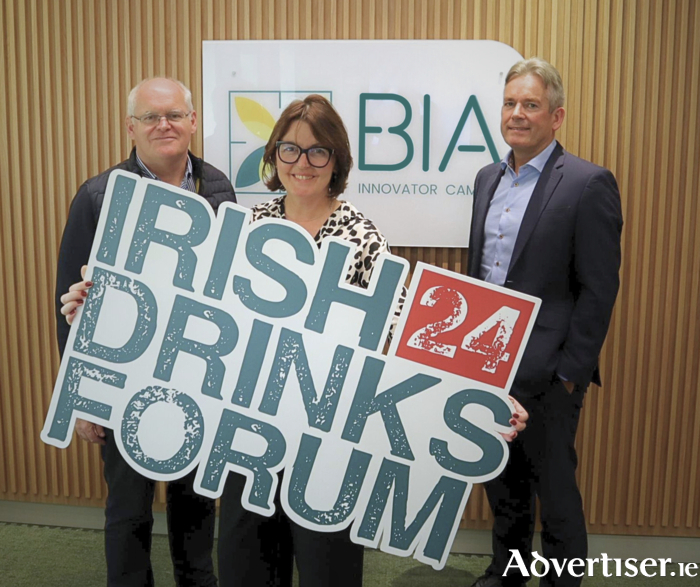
left=484, top=381, right=587, bottom=587
left=218, top=472, right=364, bottom=587
left=102, top=430, right=218, bottom=587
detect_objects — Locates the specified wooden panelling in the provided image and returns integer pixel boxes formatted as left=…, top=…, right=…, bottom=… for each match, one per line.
left=1, top=0, right=698, bottom=537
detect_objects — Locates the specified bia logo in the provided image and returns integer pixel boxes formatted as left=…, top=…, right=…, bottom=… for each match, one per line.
left=229, top=91, right=332, bottom=193
left=229, top=91, right=500, bottom=193
left=359, top=93, right=500, bottom=172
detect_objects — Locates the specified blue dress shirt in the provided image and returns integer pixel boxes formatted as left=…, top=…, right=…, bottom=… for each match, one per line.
left=479, top=140, right=558, bottom=285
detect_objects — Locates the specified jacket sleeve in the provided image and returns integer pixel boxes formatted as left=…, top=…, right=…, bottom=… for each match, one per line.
left=556, top=168, right=623, bottom=386
left=55, top=183, right=98, bottom=357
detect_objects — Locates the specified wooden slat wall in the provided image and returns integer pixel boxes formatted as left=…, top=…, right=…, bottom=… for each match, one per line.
left=1, top=0, right=698, bottom=537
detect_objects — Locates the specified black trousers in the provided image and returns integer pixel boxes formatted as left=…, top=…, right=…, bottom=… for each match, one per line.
left=101, top=430, right=218, bottom=587
left=218, top=472, right=364, bottom=587
left=484, top=380, right=587, bottom=587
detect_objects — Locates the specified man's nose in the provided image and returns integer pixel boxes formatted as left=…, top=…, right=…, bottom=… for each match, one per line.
left=157, top=116, right=172, bottom=129
left=512, top=103, right=524, bottom=117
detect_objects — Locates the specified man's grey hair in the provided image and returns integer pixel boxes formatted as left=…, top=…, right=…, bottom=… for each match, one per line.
left=127, top=77, right=194, bottom=116
left=505, top=57, right=565, bottom=111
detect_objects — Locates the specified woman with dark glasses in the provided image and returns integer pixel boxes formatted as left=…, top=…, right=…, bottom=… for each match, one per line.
left=218, top=94, right=389, bottom=587
left=218, top=94, right=526, bottom=587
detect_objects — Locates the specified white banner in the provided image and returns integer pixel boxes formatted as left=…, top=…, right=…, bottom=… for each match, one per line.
left=42, top=172, right=540, bottom=569
left=202, top=40, right=522, bottom=247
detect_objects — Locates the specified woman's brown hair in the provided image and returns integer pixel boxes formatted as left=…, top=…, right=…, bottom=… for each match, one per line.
left=262, top=95, right=353, bottom=199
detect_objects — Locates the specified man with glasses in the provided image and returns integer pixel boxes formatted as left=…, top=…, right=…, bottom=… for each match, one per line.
left=55, top=77, right=236, bottom=586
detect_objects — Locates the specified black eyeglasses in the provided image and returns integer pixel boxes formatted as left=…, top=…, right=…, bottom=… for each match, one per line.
left=276, top=141, right=334, bottom=168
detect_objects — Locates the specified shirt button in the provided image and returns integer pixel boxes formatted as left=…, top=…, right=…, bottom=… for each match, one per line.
left=514, top=182, right=519, bottom=187
left=498, top=234, right=504, bottom=239
left=505, top=207, right=511, bottom=212
left=496, top=261, right=501, bottom=266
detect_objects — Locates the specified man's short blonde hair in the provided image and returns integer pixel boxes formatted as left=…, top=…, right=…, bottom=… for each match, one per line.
left=506, top=58, right=565, bottom=112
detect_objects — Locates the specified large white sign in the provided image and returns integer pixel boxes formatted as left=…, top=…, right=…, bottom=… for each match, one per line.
left=42, top=172, right=540, bottom=569
left=202, top=40, right=522, bottom=247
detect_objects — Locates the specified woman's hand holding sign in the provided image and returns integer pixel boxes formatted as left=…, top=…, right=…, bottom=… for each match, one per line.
left=502, top=395, right=528, bottom=441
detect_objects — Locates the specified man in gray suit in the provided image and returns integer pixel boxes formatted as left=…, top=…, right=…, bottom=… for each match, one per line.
left=468, top=58, right=623, bottom=587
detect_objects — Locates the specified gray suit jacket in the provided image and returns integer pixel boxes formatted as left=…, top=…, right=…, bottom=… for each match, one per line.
left=468, top=142, right=623, bottom=397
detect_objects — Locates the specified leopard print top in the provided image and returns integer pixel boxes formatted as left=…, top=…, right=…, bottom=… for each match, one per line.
left=251, top=195, right=405, bottom=335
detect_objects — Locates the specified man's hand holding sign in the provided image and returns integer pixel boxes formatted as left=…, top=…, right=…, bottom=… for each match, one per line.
left=45, top=171, right=538, bottom=570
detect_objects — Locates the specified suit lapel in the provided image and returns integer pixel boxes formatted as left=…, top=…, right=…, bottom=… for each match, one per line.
left=508, top=144, right=565, bottom=274
left=469, top=165, right=505, bottom=276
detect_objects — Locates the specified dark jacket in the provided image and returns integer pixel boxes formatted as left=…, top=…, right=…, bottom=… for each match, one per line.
left=468, top=142, right=623, bottom=396
left=55, top=148, right=236, bottom=355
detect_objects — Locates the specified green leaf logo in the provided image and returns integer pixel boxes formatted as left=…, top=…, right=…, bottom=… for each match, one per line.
left=235, top=146, right=266, bottom=188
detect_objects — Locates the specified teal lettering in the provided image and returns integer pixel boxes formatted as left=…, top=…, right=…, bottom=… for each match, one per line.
left=155, top=295, right=238, bottom=399
left=121, top=386, right=203, bottom=474
left=305, top=241, right=405, bottom=351
left=430, top=389, right=511, bottom=477
left=199, top=409, right=286, bottom=508
left=342, top=356, right=441, bottom=460
left=259, top=328, right=353, bottom=433
left=287, top=434, right=372, bottom=525
left=45, top=357, right=124, bottom=443
left=358, top=458, right=469, bottom=564
left=125, top=183, right=211, bottom=292
left=422, top=94, right=430, bottom=171
left=359, top=93, right=414, bottom=171
left=439, top=95, right=500, bottom=171
left=74, top=267, right=157, bottom=363
left=230, top=319, right=274, bottom=408
left=204, top=206, right=247, bottom=300
left=233, top=223, right=313, bottom=318
left=97, top=173, right=137, bottom=266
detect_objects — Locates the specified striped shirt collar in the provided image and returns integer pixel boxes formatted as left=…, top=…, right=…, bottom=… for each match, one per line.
left=135, top=152, right=196, bottom=193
